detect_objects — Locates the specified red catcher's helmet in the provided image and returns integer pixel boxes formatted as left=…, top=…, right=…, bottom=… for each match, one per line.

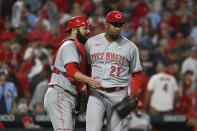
left=67, top=16, right=89, bottom=30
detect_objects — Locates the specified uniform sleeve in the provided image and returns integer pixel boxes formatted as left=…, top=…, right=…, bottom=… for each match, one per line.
left=60, top=42, right=80, bottom=65
left=65, top=63, right=78, bottom=77
left=85, top=40, right=91, bottom=64
left=130, top=46, right=142, bottom=73
left=147, top=76, right=156, bottom=91
left=130, top=71, right=143, bottom=95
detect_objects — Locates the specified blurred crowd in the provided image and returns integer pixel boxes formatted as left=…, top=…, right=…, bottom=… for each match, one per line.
left=0, top=0, right=197, bottom=130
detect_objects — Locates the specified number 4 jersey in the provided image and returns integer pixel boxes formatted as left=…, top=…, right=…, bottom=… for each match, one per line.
left=85, top=33, right=142, bottom=88
left=147, top=72, right=179, bottom=111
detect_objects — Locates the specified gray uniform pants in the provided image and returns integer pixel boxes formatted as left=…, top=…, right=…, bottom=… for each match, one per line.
left=86, top=88, right=127, bottom=131
left=44, top=85, right=76, bottom=131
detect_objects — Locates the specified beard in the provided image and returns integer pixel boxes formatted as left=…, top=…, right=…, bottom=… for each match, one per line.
left=109, top=33, right=120, bottom=40
left=76, top=29, right=88, bottom=44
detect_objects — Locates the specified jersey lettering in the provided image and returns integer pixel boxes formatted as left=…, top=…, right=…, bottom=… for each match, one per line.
left=97, top=52, right=100, bottom=60
left=91, top=52, right=125, bottom=65
left=115, top=54, right=119, bottom=62
left=110, top=65, right=120, bottom=77
left=92, top=53, right=97, bottom=61
left=110, top=66, right=116, bottom=76
left=106, top=52, right=110, bottom=59
left=110, top=53, right=115, bottom=61
left=117, top=66, right=120, bottom=77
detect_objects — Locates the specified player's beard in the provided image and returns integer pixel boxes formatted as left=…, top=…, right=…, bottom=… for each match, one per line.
left=76, top=29, right=88, bottom=45
left=109, top=34, right=120, bottom=40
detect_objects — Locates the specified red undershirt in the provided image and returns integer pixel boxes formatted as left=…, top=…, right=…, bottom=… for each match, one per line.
left=65, top=63, right=78, bottom=77
left=131, top=70, right=143, bottom=95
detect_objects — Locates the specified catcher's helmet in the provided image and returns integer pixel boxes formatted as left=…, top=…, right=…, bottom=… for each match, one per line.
left=67, top=16, right=89, bottom=30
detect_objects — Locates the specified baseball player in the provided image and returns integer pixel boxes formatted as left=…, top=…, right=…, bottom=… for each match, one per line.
left=44, top=16, right=100, bottom=131
left=85, top=11, right=143, bottom=131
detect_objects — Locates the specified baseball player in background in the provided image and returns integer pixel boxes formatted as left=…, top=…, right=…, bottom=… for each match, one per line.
left=44, top=16, right=100, bottom=131
left=85, top=11, right=143, bottom=131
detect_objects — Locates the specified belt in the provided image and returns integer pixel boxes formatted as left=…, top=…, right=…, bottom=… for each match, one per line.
left=96, top=87, right=125, bottom=93
left=49, top=85, right=76, bottom=97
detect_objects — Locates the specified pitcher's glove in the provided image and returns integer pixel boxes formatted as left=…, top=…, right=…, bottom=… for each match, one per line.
left=113, top=94, right=138, bottom=119
left=75, top=90, right=89, bottom=114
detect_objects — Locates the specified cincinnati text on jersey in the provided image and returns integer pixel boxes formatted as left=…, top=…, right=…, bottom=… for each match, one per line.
left=91, top=52, right=126, bottom=65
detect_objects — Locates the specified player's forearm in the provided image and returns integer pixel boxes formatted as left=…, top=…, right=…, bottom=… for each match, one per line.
left=65, top=63, right=100, bottom=88
left=65, top=63, right=90, bottom=82
left=73, top=71, right=90, bottom=83
left=74, top=71, right=100, bottom=88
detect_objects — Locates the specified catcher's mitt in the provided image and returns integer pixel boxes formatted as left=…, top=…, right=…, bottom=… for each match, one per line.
left=75, top=90, right=89, bottom=114
left=113, top=94, right=138, bottom=119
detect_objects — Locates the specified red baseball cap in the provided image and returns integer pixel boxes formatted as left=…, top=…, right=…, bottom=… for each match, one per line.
left=105, top=11, right=125, bottom=24
left=67, top=16, right=89, bottom=30
left=22, top=116, right=33, bottom=125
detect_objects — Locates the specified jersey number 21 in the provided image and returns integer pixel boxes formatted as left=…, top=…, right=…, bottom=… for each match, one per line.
left=110, top=66, right=120, bottom=77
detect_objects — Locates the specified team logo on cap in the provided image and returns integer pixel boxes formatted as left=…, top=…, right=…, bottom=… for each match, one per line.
left=115, top=14, right=122, bottom=19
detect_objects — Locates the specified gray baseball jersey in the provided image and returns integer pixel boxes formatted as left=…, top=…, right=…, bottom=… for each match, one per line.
left=85, top=33, right=142, bottom=88
left=85, top=33, right=142, bottom=131
left=49, top=40, right=82, bottom=95
left=44, top=40, right=82, bottom=131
